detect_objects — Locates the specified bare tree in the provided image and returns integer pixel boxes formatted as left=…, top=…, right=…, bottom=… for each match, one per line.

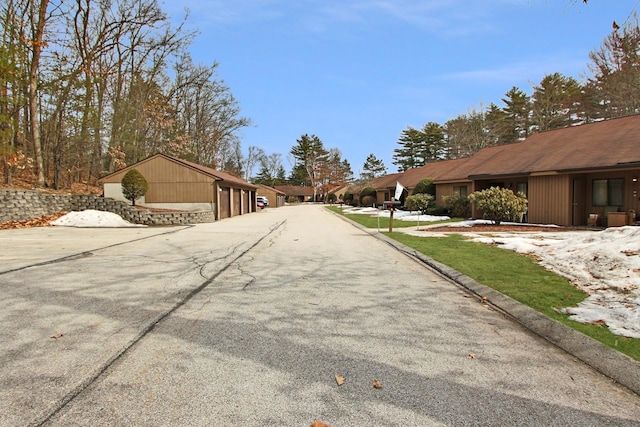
left=242, top=145, right=265, bottom=181
left=2, top=0, right=250, bottom=189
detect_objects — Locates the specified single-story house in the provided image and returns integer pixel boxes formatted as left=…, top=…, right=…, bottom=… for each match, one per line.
left=255, top=184, right=287, bottom=207
left=328, top=184, right=351, bottom=203
left=274, top=185, right=315, bottom=203
left=371, top=160, right=472, bottom=206
left=99, top=153, right=258, bottom=220
left=373, top=115, right=640, bottom=227
left=368, top=173, right=404, bottom=205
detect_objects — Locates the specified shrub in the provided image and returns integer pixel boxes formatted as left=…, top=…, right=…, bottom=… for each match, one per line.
left=343, top=192, right=355, bottom=206
left=360, top=195, right=376, bottom=207
left=121, top=168, right=149, bottom=206
left=359, top=186, right=377, bottom=200
left=405, top=193, right=434, bottom=214
left=412, top=178, right=435, bottom=196
left=427, top=205, right=449, bottom=216
left=468, top=186, right=527, bottom=224
left=443, top=194, right=471, bottom=218
left=327, top=192, right=337, bottom=203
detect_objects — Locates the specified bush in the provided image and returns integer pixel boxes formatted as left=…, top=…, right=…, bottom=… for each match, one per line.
left=327, top=192, right=337, bottom=203
left=121, top=168, right=149, bottom=206
left=443, top=194, right=471, bottom=218
left=412, top=178, right=435, bottom=196
left=468, top=186, right=527, bottom=224
left=360, top=195, right=376, bottom=207
left=426, top=205, right=449, bottom=216
left=343, top=192, right=356, bottom=206
left=405, top=193, right=434, bottom=214
left=359, top=186, right=376, bottom=200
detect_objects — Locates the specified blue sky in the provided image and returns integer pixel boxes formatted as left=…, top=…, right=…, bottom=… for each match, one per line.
left=163, top=0, right=638, bottom=178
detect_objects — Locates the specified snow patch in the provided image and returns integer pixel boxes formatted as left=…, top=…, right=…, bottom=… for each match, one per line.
left=341, top=206, right=450, bottom=223
left=51, top=210, right=145, bottom=228
left=469, top=226, right=640, bottom=338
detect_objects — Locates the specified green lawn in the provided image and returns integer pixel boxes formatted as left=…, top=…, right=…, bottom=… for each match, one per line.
left=389, top=232, right=640, bottom=361
left=326, top=205, right=459, bottom=229
left=326, top=206, right=640, bottom=361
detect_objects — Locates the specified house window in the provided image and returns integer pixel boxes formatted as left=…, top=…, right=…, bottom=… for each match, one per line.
left=516, top=182, right=528, bottom=197
left=453, top=186, right=468, bottom=196
left=592, top=178, right=624, bottom=207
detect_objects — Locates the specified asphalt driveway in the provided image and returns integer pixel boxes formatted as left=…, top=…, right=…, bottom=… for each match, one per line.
left=1, top=204, right=639, bottom=426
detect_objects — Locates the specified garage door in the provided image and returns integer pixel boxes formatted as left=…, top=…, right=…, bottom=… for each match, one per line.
left=219, top=188, right=230, bottom=219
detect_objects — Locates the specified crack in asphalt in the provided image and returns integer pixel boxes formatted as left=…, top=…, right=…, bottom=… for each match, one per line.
left=32, top=219, right=287, bottom=427
left=0, top=226, right=192, bottom=276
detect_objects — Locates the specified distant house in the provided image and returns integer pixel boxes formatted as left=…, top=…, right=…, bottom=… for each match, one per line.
left=99, top=153, right=258, bottom=220
left=329, top=184, right=351, bottom=203
left=368, top=161, right=472, bottom=206
left=255, top=184, right=287, bottom=207
left=372, top=115, right=640, bottom=226
left=367, top=173, right=403, bottom=205
left=274, top=185, right=315, bottom=203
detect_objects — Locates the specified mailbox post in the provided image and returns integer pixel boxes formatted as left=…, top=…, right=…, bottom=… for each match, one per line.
left=384, top=200, right=401, bottom=232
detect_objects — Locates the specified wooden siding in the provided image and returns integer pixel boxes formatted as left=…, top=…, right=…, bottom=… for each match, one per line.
left=375, top=190, right=391, bottom=205
left=145, top=182, right=215, bottom=203
left=102, top=156, right=217, bottom=203
left=435, top=184, right=454, bottom=206
left=102, top=156, right=214, bottom=184
left=528, top=175, right=571, bottom=225
left=256, top=185, right=286, bottom=208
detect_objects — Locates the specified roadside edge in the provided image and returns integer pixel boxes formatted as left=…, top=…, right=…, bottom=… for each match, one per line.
left=330, top=209, right=640, bottom=397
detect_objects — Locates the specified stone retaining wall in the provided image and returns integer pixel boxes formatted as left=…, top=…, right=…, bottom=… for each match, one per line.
left=0, top=190, right=215, bottom=226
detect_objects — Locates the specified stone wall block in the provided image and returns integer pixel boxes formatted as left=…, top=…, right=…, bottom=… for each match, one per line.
left=0, top=189, right=217, bottom=226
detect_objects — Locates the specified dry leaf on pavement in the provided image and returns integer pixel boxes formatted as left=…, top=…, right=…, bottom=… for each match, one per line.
left=51, top=333, right=64, bottom=339
left=334, top=374, right=345, bottom=386
left=311, top=421, right=330, bottom=427
left=373, top=379, right=383, bottom=389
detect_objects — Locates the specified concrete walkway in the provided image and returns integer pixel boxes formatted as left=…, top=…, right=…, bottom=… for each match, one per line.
left=1, top=204, right=639, bottom=426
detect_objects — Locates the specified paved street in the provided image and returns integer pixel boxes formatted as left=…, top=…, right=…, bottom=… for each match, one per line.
left=1, top=204, right=640, bottom=426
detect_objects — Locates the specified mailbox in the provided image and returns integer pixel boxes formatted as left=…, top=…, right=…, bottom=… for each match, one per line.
left=384, top=200, right=402, bottom=209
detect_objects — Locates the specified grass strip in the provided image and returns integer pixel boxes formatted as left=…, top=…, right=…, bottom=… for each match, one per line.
left=325, top=205, right=458, bottom=229
left=386, top=232, right=640, bottom=361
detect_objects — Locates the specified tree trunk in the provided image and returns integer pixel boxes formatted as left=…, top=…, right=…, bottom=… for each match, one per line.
left=29, top=0, right=49, bottom=187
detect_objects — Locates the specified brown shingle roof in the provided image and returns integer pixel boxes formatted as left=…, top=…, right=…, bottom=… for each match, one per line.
left=401, top=158, right=472, bottom=186
left=368, top=173, right=403, bottom=190
left=451, top=115, right=640, bottom=180
left=172, top=156, right=256, bottom=188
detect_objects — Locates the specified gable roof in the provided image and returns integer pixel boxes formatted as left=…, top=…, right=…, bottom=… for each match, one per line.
left=100, top=153, right=256, bottom=189
left=255, top=183, right=287, bottom=195
left=368, top=173, right=403, bottom=190
left=401, top=157, right=472, bottom=186
left=370, top=158, right=473, bottom=190
left=370, top=115, right=640, bottom=187
left=169, top=155, right=256, bottom=188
